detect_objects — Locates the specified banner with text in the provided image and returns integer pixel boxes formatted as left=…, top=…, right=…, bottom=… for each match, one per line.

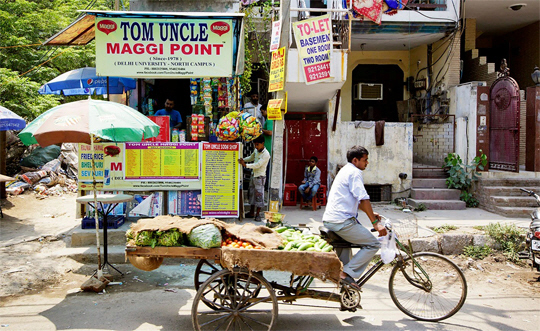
left=201, top=143, right=240, bottom=218
left=95, top=17, right=234, bottom=78
left=124, top=142, right=199, bottom=180
left=268, top=47, right=285, bottom=92
left=78, top=143, right=202, bottom=191
left=292, top=14, right=332, bottom=85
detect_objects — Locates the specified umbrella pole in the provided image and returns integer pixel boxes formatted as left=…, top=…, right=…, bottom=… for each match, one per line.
left=106, top=77, right=110, bottom=102
left=91, top=134, right=103, bottom=278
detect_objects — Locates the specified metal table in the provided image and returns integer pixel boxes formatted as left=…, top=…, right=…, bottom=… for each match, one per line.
left=77, top=193, right=133, bottom=274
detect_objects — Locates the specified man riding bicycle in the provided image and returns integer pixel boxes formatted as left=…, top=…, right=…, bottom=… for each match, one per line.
left=322, top=146, right=387, bottom=289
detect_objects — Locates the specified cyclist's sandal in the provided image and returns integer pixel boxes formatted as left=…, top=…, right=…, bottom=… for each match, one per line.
left=340, top=275, right=361, bottom=290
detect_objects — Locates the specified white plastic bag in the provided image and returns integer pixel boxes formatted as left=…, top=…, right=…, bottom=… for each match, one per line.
left=379, top=232, right=397, bottom=264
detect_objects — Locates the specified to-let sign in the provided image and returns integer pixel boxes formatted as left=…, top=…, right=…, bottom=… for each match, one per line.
left=292, top=14, right=332, bottom=85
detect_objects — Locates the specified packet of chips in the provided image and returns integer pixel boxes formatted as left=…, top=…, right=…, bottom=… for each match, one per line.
left=216, top=116, right=240, bottom=141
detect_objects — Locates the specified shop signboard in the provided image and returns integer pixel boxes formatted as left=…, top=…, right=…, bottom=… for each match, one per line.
left=268, top=47, right=285, bottom=92
left=145, top=116, right=170, bottom=142
left=292, top=14, right=332, bottom=85
left=78, top=143, right=202, bottom=191
left=201, top=142, right=240, bottom=218
left=267, top=99, right=283, bottom=120
left=124, top=142, right=199, bottom=180
left=95, top=17, right=234, bottom=78
left=269, top=20, right=281, bottom=52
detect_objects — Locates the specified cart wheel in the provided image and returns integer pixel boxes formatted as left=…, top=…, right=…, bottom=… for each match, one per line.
left=194, top=259, right=222, bottom=291
left=192, top=268, right=278, bottom=331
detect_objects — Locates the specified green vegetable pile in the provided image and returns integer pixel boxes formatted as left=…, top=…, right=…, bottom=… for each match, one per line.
left=188, top=224, right=222, bottom=249
left=127, top=228, right=184, bottom=248
left=275, top=227, right=333, bottom=252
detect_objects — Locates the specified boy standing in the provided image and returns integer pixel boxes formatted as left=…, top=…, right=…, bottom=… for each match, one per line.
left=238, top=135, right=270, bottom=222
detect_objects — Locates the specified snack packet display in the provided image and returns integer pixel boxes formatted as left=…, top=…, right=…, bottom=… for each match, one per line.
left=198, top=114, right=205, bottom=134
left=216, top=116, right=240, bottom=141
left=238, top=112, right=262, bottom=141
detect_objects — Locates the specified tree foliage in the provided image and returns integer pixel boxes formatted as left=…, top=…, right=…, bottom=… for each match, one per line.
left=0, top=0, right=128, bottom=120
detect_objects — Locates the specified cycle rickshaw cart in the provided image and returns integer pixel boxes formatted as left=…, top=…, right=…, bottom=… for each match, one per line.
left=125, top=217, right=468, bottom=331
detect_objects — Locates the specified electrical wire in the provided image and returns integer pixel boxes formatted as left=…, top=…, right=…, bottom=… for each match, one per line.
left=19, top=47, right=72, bottom=77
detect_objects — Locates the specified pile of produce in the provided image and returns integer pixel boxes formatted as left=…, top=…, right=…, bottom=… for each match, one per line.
left=221, top=233, right=262, bottom=249
left=276, top=227, right=333, bottom=252
left=126, top=228, right=184, bottom=248
left=187, top=224, right=222, bottom=249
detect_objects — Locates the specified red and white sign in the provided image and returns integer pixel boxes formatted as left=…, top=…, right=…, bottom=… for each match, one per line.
left=269, top=20, right=281, bottom=52
left=292, top=14, right=332, bottom=85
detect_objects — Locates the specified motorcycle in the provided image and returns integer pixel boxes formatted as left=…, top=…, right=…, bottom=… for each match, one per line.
left=518, top=188, right=540, bottom=272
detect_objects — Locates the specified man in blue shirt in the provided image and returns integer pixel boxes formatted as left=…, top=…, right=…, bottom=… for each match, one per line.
left=154, top=98, right=183, bottom=129
left=298, top=156, right=321, bottom=204
left=322, top=146, right=387, bottom=290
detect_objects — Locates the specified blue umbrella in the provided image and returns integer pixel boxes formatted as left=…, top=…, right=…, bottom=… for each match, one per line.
left=0, top=105, right=26, bottom=131
left=38, top=67, right=136, bottom=96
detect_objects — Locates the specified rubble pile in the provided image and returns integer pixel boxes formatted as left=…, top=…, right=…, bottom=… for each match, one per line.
left=6, top=142, right=79, bottom=198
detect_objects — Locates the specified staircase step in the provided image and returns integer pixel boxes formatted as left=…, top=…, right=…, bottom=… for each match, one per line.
left=413, top=169, right=447, bottom=178
left=481, top=186, right=540, bottom=197
left=408, top=199, right=466, bottom=210
left=411, top=178, right=447, bottom=188
left=411, top=188, right=460, bottom=200
left=478, top=177, right=540, bottom=186
left=491, top=196, right=539, bottom=207
left=491, top=206, right=535, bottom=218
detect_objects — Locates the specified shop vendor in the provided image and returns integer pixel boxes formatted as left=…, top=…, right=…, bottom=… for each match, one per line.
left=155, top=97, right=183, bottom=129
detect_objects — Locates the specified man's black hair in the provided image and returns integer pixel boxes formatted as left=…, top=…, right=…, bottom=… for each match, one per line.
left=165, top=97, right=175, bottom=103
left=310, top=156, right=318, bottom=163
left=253, top=135, right=265, bottom=144
left=347, top=146, right=368, bottom=163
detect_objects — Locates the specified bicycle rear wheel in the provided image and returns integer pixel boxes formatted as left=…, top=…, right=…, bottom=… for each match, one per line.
left=389, top=252, right=467, bottom=322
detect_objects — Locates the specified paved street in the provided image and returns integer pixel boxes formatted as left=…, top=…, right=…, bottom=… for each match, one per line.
left=1, top=262, right=539, bottom=331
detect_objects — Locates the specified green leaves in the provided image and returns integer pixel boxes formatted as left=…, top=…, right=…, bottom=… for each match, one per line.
left=443, top=151, right=488, bottom=207
left=0, top=0, right=124, bottom=120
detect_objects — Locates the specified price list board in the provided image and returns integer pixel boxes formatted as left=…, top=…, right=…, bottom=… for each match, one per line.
left=124, top=142, right=200, bottom=181
left=201, top=142, right=240, bottom=218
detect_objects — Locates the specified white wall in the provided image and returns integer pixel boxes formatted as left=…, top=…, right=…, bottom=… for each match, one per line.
left=327, top=95, right=413, bottom=197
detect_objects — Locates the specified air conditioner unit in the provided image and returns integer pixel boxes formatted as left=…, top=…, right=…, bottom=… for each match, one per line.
left=353, top=83, right=383, bottom=100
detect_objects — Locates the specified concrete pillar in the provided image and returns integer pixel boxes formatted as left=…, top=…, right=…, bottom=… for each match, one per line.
left=526, top=86, right=540, bottom=171
left=269, top=0, right=290, bottom=211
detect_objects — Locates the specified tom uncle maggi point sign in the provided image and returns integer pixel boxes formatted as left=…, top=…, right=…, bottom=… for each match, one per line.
left=292, top=14, right=332, bottom=85
left=95, top=17, right=234, bottom=78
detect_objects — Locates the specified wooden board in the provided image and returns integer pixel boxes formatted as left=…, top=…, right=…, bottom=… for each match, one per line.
left=126, top=246, right=221, bottom=260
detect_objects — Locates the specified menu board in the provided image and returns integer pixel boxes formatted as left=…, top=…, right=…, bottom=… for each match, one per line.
left=201, top=142, right=240, bottom=218
left=124, top=142, right=199, bottom=180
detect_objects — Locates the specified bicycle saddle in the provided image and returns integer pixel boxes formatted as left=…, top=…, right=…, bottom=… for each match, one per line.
left=319, top=226, right=356, bottom=248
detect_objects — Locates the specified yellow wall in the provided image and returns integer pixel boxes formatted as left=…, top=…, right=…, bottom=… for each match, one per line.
left=341, top=37, right=459, bottom=121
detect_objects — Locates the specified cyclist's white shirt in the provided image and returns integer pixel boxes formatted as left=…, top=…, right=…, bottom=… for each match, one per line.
left=322, top=162, right=370, bottom=223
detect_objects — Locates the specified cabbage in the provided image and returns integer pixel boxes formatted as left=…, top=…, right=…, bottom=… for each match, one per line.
left=158, top=229, right=182, bottom=247
left=126, top=228, right=135, bottom=241
left=135, top=230, right=157, bottom=248
left=188, top=224, right=222, bottom=249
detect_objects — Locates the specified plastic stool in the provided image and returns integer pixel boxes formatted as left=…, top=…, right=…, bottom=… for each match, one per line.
left=284, top=183, right=297, bottom=206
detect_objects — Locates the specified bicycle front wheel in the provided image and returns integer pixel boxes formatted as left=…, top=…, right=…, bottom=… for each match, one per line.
left=389, top=252, right=467, bottom=322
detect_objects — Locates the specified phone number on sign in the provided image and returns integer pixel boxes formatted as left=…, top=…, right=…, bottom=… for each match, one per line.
left=308, top=71, right=330, bottom=81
